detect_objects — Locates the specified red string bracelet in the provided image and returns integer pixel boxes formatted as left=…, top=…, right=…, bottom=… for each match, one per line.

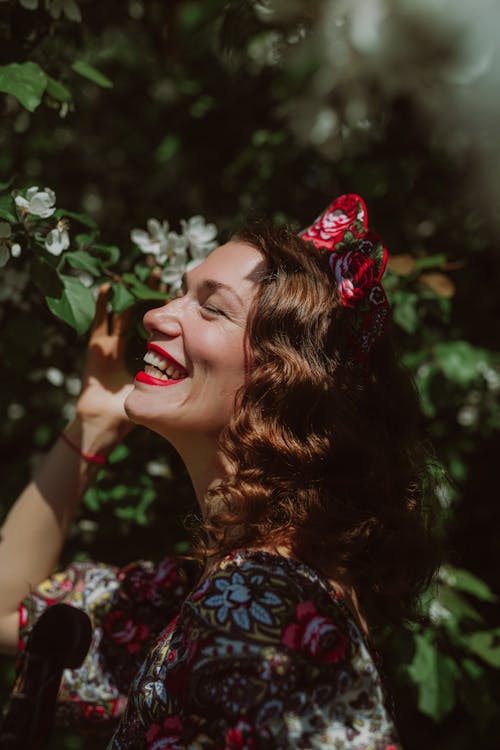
left=59, top=432, right=107, bottom=465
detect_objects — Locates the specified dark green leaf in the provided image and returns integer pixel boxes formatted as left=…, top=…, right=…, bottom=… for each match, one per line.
left=438, top=587, right=483, bottom=625
left=465, top=630, right=500, bottom=668
left=46, top=275, right=96, bottom=334
left=65, top=250, right=103, bottom=276
left=0, top=176, right=15, bottom=191
left=414, top=254, right=447, bottom=271
left=134, top=263, right=154, bottom=282
left=122, top=274, right=168, bottom=300
left=71, top=60, right=113, bottom=88
left=111, top=283, right=136, bottom=313
left=31, top=256, right=64, bottom=298
left=443, top=566, right=497, bottom=603
left=108, top=444, right=130, bottom=465
left=54, top=208, right=98, bottom=230
left=0, top=194, right=16, bottom=223
left=0, top=62, right=47, bottom=112
left=45, top=76, right=72, bottom=103
left=156, top=134, right=181, bottom=163
left=92, top=244, right=121, bottom=266
left=391, top=290, right=419, bottom=334
left=434, top=341, right=486, bottom=387
left=407, top=631, right=459, bottom=722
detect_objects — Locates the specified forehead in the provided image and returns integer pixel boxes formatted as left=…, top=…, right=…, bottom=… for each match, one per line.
left=192, top=241, right=267, bottom=290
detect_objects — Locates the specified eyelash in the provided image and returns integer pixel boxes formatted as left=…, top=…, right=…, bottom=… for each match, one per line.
left=202, top=304, right=225, bottom=317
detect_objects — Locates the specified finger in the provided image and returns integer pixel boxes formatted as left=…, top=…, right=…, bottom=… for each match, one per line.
left=113, top=306, right=134, bottom=356
left=90, top=283, right=111, bottom=338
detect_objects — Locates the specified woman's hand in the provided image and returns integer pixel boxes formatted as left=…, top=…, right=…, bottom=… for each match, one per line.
left=73, top=284, right=137, bottom=450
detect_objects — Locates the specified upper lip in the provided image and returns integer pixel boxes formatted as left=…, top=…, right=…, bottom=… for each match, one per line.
left=147, top=343, right=187, bottom=373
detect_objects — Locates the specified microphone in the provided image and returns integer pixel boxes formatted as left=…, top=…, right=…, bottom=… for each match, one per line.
left=0, top=604, right=92, bottom=750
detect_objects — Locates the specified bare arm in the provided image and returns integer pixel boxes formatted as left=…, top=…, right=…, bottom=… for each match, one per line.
left=0, top=287, right=135, bottom=654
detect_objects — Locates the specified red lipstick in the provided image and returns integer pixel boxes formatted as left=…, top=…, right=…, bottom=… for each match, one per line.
left=135, top=371, right=181, bottom=387
left=147, top=343, right=186, bottom=371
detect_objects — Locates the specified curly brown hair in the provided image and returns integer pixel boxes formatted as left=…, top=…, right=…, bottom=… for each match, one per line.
left=199, top=222, right=440, bottom=623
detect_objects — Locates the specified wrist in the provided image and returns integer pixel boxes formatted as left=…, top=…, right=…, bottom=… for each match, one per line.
left=62, top=416, right=122, bottom=458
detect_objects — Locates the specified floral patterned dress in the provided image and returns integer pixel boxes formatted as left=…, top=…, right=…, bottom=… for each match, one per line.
left=18, top=549, right=402, bottom=749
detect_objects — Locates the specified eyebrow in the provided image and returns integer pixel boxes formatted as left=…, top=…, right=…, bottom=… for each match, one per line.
left=181, top=273, right=244, bottom=307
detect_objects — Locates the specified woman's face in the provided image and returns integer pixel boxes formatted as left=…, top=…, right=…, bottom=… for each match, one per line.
left=125, top=241, right=266, bottom=442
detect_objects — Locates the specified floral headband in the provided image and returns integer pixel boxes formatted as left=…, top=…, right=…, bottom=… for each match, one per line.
left=299, top=194, right=390, bottom=362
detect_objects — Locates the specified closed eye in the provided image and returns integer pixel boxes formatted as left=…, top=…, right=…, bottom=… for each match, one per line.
left=202, top=304, right=226, bottom=317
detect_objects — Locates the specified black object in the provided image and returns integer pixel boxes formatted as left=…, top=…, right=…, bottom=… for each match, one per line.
left=0, top=604, right=92, bottom=749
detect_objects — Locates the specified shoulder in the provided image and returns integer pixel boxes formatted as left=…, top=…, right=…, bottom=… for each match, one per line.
left=183, top=550, right=355, bottom=663
left=161, top=551, right=400, bottom=749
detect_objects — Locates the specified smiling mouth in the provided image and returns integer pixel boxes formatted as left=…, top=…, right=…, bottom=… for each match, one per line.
left=137, top=350, right=188, bottom=386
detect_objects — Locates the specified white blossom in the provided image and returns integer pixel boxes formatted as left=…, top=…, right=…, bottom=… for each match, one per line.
left=133, top=214, right=218, bottom=292
left=19, top=0, right=39, bottom=9
left=429, top=599, right=452, bottom=624
left=15, top=186, right=56, bottom=219
left=11, top=243, right=22, bottom=258
left=131, top=219, right=170, bottom=258
left=45, top=0, right=82, bottom=21
left=180, top=215, right=218, bottom=255
left=160, top=247, right=189, bottom=292
left=45, top=221, right=70, bottom=256
left=46, top=367, right=65, bottom=386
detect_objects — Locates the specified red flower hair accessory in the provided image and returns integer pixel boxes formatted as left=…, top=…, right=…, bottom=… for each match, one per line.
left=300, top=194, right=390, bottom=362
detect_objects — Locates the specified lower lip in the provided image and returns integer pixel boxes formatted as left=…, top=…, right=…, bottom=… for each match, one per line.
left=135, top=371, right=186, bottom=387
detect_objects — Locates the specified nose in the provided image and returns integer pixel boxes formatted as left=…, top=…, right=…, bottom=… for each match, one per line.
left=143, top=298, right=182, bottom=338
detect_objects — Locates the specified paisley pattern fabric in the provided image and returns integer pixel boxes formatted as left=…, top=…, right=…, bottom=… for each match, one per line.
left=18, top=550, right=402, bottom=749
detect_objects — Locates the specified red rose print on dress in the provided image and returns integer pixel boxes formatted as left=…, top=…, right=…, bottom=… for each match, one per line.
left=146, top=715, right=183, bottom=750
left=104, top=610, right=150, bottom=653
left=225, top=719, right=255, bottom=750
left=281, top=600, right=349, bottom=664
left=119, top=558, right=179, bottom=603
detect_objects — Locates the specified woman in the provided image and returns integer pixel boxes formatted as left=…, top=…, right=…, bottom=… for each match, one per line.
left=0, top=195, right=437, bottom=749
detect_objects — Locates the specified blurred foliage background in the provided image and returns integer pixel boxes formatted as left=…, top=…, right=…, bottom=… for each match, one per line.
left=1, top=0, right=499, bottom=748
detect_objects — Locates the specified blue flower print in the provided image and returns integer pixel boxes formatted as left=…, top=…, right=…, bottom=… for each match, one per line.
left=203, top=571, right=282, bottom=631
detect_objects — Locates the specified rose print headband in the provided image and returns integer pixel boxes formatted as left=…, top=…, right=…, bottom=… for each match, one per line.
left=299, top=194, right=390, bottom=362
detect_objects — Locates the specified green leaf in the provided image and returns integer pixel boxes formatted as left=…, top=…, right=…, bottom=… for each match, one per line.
left=111, top=283, right=136, bottom=313
left=92, top=244, right=120, bottom=266
left=45, top=76, right=72, bottom=103
left=83, top=486, right=100, bottom=512
left=54, top=208, right=98, bottom=230
left=0, top=176, right=15, bottom=191
left=438, top=587, right=483, bottom=625
left=65, top=250, right=103, bottom=276
left=465, top=630, right=500, bottom=668
left=134, top=262, right=154, bottom=282
left=0, top=62, right=47, bottom=112
left=122, top=273, right=168, bottom=300
left=407, top=631, right=459, bottom=722
left=434, top=341, right=486, bottom=387
left=156, top=134, right=181, bottom=163
left=391, top=290, right=419, bottom=334
left=441, top=566, right=497, bottom=603
left=414, top=254, right=447, bottom=271
left=108, top=443, right=130, bottom=465
left=71, top=60, right=113, bottom=88
left=31, top=256, right=64, bottom=298
left=46, top=275, right=96, bottom=334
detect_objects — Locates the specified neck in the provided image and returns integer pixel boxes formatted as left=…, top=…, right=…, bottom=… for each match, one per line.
left=172, top=434, right=230, bottom=520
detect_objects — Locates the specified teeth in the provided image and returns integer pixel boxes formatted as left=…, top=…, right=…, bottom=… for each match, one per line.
left=143, top=351, right=187, bottom=380
left=144, top=364, right=168, bottom=379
